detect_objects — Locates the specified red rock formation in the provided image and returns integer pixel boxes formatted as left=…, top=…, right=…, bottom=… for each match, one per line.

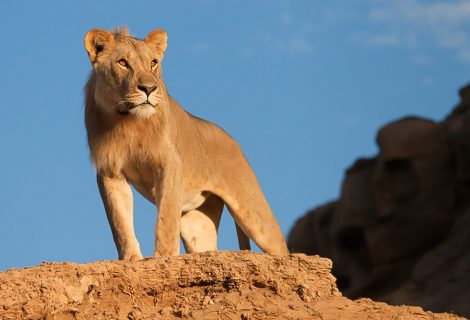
left=288, top=84, right=470, bottom=318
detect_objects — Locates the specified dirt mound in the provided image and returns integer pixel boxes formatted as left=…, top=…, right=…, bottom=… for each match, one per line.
left=288, top=83, right=470, bottom=318
left=0, top=251, right=462, bottom=320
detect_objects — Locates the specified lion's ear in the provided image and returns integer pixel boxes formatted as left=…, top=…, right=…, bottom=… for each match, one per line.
left=144, top=28, right=168, bottom=60
left=84, top=29, right=115, bottom=63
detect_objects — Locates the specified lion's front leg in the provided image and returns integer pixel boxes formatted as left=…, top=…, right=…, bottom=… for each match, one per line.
left=154, top=159, right=183, bottom=257
left=97, top=174, right=143, bottom=261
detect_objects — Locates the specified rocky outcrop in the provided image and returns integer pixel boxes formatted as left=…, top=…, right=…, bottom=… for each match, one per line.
left=288, top=84, right=470, bottom=318
left=0, top=251, right=463, bottom=320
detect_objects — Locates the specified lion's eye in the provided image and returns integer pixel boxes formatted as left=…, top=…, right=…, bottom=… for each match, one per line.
left=150, top=59, right=158, bottom=68
left=118, top=59, right=128, bottom=67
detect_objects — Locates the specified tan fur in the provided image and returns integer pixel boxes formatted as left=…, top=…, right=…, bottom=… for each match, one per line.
left=84, top=27, right=288, bottom=259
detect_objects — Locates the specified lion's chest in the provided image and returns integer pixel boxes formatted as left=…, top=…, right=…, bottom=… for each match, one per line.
left=122, top=155, right=208, bottom=212
left=94, top=128, right=210, bottom=211
left=122, top=162, right=157, bottom=202
left=102, top=137, right=163, bottom=202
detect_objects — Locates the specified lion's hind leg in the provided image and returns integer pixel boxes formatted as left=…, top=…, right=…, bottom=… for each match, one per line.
left=227, top=200, right=288, bottom=255
left=222, top=178, right=289, bottom=256
left=180, top=194, right=224, bottom=253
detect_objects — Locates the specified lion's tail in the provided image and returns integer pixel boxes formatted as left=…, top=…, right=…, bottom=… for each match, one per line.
left=235, top=223, right=251, bottom=250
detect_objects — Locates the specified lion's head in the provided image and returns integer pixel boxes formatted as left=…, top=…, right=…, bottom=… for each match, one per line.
left=84, top=27, right=168, bottom=119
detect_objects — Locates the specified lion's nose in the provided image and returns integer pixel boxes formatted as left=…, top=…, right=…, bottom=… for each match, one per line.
left=137, top=84, right=157, bottom=96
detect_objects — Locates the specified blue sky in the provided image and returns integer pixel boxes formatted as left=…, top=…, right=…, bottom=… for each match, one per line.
left=1, top=0, right=469, bottom=270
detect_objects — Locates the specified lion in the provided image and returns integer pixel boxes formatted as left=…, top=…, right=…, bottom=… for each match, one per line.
left=83, top=27, right=288, bottom=260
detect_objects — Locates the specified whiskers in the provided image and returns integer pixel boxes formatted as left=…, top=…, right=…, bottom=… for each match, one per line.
left=148, top=92, right=163, bottom=106
left=114, top=89, right=164, bottom=118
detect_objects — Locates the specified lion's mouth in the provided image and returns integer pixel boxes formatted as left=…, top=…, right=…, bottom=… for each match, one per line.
left=118, top=101, right=155, bottom=115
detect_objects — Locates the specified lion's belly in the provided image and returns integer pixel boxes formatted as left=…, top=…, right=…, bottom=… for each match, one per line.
left=181, top=191, right=209, bottom=212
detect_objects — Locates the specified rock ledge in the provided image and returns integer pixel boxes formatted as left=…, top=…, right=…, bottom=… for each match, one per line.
left=0, top=251, right=463, bottom=320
